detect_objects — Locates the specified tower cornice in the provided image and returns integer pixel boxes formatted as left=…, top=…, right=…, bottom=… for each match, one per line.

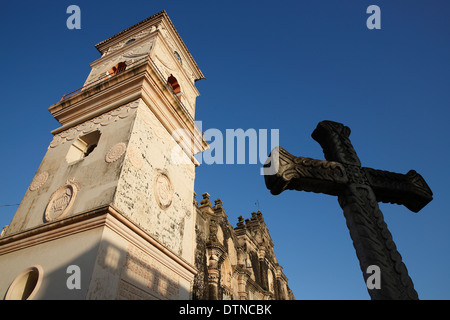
left=49, top=58, right=208, bottom=165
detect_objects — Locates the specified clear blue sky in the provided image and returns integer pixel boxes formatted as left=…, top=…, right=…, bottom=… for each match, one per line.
left=1, top=0, right=449, bottom=300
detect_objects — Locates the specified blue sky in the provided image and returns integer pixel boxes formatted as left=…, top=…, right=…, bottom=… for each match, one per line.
left=1, top=0, right=449, bottom=299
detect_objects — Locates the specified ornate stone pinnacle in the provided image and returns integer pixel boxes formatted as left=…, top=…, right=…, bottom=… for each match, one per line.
left=199, top=192, right=212, bottom=208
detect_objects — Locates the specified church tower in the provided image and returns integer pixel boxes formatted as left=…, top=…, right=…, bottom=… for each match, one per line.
left=0, top=11, right=208, bottom=300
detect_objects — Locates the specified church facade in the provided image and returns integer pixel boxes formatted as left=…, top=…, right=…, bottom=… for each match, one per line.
left=193, top=193, right=294, bottom=300
left=193, top=193, right=293, bottom=300
left=0, top=11, right=293, bottom=300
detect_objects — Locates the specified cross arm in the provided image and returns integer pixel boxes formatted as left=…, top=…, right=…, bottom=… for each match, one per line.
left=264, top=146, right=348, bottom=196
left=311, top=120, right=361, bottom=166
left=311, top=120, right=433, bottom=213
left=364, top=168, right=433, bottom=213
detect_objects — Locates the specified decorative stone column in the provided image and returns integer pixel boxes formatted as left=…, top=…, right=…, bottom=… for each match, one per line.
left=275, top=265, right=285, bottom=300
left=207, top=266, right=220, bottom=300
left=258, top=246, right=269, bottom=291
left=237, top=270, right=250, bottom=300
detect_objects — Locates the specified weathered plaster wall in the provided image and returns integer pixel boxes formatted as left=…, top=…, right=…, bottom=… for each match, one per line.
left=113, top=100, right=196, bottom=264
left=0, top=227, right=104, bottom=300
left=87, top=222, right=193, bottom=300
left=5, top=101, right=138, bottom=237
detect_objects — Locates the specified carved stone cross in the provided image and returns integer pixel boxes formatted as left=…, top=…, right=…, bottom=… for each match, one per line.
left=264, top=120, right=433, bottom=300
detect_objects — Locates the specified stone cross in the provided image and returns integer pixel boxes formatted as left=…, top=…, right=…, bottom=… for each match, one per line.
left=264, top=120, right=433, bottom=300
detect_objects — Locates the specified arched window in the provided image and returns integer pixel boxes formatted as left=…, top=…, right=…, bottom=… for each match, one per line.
left=167, top=75, right=182, bottom=101
left=66, top=130, right=101, bottom=164
left=106, top=61, right=127, bottom=79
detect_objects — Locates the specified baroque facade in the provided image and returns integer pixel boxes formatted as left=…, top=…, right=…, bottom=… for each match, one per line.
left=193, top=193, right=294, bottom=300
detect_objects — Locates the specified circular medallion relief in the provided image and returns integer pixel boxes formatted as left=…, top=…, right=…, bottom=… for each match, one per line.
left=127, top=145, right=143, bottom=170
left=29, top=172, right=49, bottom=191
left=105, top=142, right=126, bottom=163
left=44, top=183, right=78, bottom=222
left=154, top=171, right=174, bottom=210
left=140, top=109, right=166, bottom=140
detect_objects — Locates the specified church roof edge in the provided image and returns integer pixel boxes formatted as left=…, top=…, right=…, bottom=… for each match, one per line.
left=95, top=10, right=166, bottom=50
left=95, top=10, right=205, bottom=81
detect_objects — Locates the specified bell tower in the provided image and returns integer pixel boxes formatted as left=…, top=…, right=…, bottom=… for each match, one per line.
left=0, top=11, right=208, bottom=300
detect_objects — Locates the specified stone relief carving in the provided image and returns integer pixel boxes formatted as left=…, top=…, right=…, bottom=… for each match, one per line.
left=105, top=142, right=127, bottom=163
left=127, top=145, right=143, bottom=170
left=29, top=171, right=49, bottom=191
left=49, top=101, right=139, bottom=149
left=44, top=179, right=81, bottom=222
left=139, top=107, right=168, bottom=141
left=159, top=26, right=178, bottom=55
left=154, top=170, right=174, bottom=210
left=154, top=53, right=176, bottom=72
left=106, top=29, right=152, bottom=56
left=91, top=35, right=154, bottom=83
